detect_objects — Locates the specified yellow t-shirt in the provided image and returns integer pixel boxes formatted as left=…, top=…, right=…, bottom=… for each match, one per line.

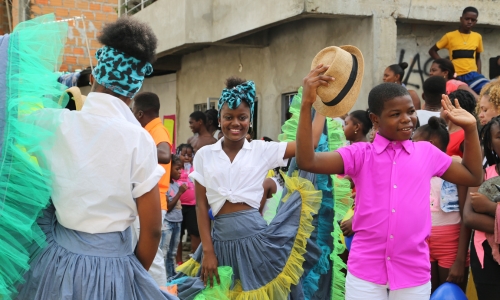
left=436, top=30, right=483, bottom=76
left=145, top=117, right=172, bottom=211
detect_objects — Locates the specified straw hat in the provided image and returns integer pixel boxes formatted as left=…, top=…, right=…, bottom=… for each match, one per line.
left=311, top=45, right=364, bottom=118
left=59, top=86, right=86, bottom=111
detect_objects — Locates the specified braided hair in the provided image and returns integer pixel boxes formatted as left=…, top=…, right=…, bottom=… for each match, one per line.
left=481, top=116, right=500, bottom=166
left=176, top=143, right=194, bottom=155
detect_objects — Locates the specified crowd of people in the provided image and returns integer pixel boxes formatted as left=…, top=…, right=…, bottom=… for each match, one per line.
left=1, top=4, right=500, bottom=300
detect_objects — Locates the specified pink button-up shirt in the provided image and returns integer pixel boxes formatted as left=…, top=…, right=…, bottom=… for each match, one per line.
left=337, top=134, right=452, bottom=290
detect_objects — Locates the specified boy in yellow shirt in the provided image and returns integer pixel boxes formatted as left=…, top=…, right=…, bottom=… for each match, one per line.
left=429, top=6, right=489, bottom=94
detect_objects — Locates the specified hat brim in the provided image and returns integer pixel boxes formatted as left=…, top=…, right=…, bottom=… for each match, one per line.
left=59, top=86, right=85, bottom=111
left=312, top=45, right=364, bottom=118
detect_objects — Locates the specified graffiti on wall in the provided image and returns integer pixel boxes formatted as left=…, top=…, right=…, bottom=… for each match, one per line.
left=398, top=49, right=436, bottom=90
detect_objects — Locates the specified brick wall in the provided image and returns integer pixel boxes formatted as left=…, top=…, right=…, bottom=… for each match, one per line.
left=0, top=1, right=11, bottom=35
left=29, top=0, right=119, bottom=72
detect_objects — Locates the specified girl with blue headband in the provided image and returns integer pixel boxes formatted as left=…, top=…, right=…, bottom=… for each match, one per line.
left=14, top=17, right=178, bottom=300
left=171, top=76, right=326, bottom=298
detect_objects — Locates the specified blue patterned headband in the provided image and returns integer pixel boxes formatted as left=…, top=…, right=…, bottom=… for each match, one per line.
left=92, top=46, right=153, bottom=98
left=218, top=81, right=256, bottom=121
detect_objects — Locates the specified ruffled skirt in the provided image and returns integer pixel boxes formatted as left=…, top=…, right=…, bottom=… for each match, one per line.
left=172, top=170, right=322, bottom=299
left=15, top=204, right=178, bottom=300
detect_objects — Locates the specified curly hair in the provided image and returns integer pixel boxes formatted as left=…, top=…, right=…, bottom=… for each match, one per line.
left=225, top=76, right=246, bottom=89
left=448, top=89, right=476, bottom=116
left=478, top=80, right=500, bottom=109
left=97, top=17, right=157, bottom=63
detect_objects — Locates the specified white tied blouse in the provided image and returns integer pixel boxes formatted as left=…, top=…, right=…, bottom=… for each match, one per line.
left=189, top=138, right=288, bottom=216
left=35, top=92, right=165, bottom=234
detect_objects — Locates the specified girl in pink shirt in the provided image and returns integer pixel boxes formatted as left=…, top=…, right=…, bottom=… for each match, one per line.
left=413, top=117, right=471, bottom=293
left=174, top=143, right=198, bottom=264
left=464, top=116, right=500, bottom=300
left=297, top=67, right=483, bottom=300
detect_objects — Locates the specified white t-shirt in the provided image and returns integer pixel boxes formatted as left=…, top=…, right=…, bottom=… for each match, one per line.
left=189, top=139, right=288, bottom=216
left=416, top=110, right=441, bottom=126
left=34, top=92, right=165, bottom=234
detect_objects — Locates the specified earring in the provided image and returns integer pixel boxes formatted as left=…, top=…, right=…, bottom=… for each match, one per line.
left=355, top=130, right=358, bottom=134
left=250, top=123, right=253, bottom=128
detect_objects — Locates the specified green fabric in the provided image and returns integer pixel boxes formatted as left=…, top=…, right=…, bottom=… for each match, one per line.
left=278, top=87, right=302, bottom=142
left=193, top=266, right=233, bottom=300
left=327, top=118, right=353, bottom=300
left=262, top=190, right=283, bottom=225
left=0, top=14, right=67, bottom=299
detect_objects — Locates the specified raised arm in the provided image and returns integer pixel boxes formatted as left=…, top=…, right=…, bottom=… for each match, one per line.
left=195, top=181, right=220, bottom=287
left=440, top=95, right=482, bottom=186
left=312, top=113, right=326, bottom=148
left=429, top=45, right=441, bottom=60
left=283, top=112, right=327, bottom=159
left=296, top=65, right=344, bottom=174
left=136, top=184, right=163, bottom=270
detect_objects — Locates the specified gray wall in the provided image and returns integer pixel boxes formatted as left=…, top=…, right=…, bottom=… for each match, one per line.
left=397, top=22, right=500, bottom=99
left=175, top=17, right=374, bottom=143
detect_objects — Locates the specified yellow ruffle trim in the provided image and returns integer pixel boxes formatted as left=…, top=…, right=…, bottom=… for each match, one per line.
left=227, top=171, right=321, bottom=299
left=176, top=258, right=201, bottom=277
left=175, top=171, right=321, bottom=299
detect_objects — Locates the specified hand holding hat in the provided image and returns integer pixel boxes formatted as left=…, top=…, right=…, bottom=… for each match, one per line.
left=302, top=64, right=335, bottom=106
left=308, top=46, right=364, bottom=118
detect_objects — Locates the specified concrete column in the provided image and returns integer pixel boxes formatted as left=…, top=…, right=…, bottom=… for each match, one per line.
left=371, top=13, right=398, bottom=86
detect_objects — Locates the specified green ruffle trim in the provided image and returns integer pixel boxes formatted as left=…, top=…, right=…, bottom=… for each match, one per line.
left=0, top=14, right=67, bottom=299
left=278, top=87, right=302, bottom=142
left=327, top=118, right=353, bottom=300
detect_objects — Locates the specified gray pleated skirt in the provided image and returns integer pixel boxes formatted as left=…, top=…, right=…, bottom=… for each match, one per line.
left=16, top=204, right=178, bottom=300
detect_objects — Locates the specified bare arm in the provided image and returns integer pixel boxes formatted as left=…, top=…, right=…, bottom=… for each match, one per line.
left=457, top=84, right=479, bottom=100
left=166, top=184, right=187, bottom=211
left=476, top=53, right=482, bottom=74
left=283, top=112, right=327, bottom=159
left=312, top=113, right=326, bottom=148
left=440, top=96, right=482, bottom=187
left=456, top=184, right=472, bottom=265
left=135, top=184, right=163, bottom=270
left=157, top=142, right=171, bottom=164
left=259, top=178, right=277, bottom=213
left=429, top=45, right=441, bottom=60
left=463, top=186, right=495, bottom=233
left=296, top=65, right=344, bottom=174
left=195, top=181, right=220, bottom=287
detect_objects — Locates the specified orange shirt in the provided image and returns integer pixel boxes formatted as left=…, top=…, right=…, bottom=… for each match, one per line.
left=145, top=117, right=172, bottom=211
